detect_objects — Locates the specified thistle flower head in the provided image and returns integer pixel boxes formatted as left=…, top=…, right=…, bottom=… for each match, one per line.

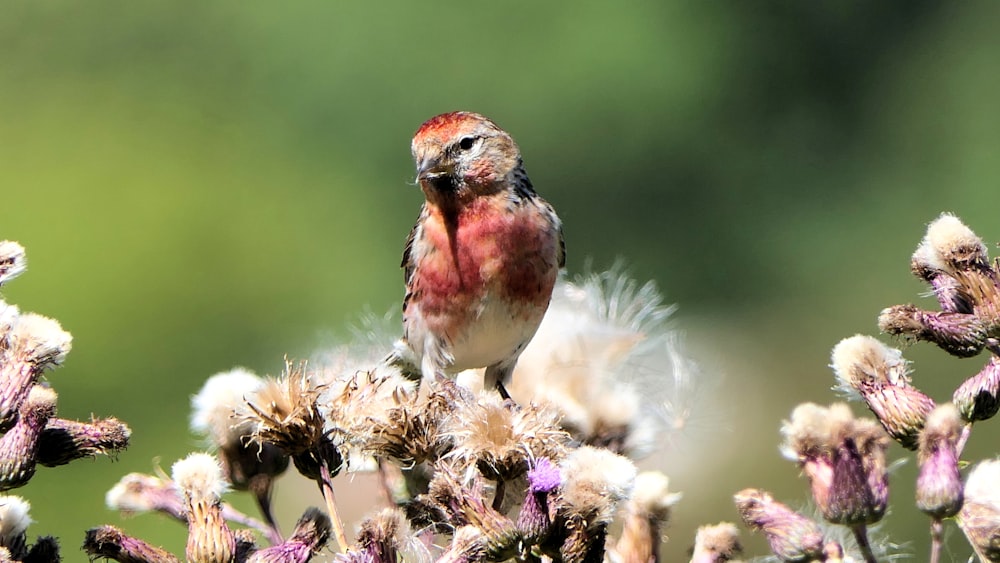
left=437, top=526, right=485, bottom=563
left=247, top=507, right=331, bottom=563
left=241, top=361, right=327, bottom=457
left=322, top=362, right=421, bottom=467
left=733, top=488, right=824, bottom=562
left=37, top=416, right=131, bottom=467
left=954, top=355, right=1000, bottom=423
left=172, top=453, right=229, bottom=504
left=958, top=459, right=1000, bottom=561
left=105, top=472, right=184, bottom=519
left=557, top=445, right=636, bottom=524
left=689, top=522, right=741, bottom=563
left=781, top=403, right=890, bottom=525
left=922, top=213, right=988, bottom=272
left=830, top=335, right=934, bottom=449
left=626, top=471, right=682, bottom=521
left=191, top=368, right=265, bottom=449
left=517, top=458, right=561, bottom=543
left=916, top=403, right=964, bottom=518
left=422, top=467, right=520, bottom=559
left=0, top=495, right=31, bottom=558
left=0, top=243, right=26, bottom=288
left=442, top=391, right=568, bottom=482
left=4, top=313, right=72, bottom=372
left=339, top=508, right=431, bottom=563
left=83, top=525, right=181, bottom=563
left=172, top=453, right=236, bottom=563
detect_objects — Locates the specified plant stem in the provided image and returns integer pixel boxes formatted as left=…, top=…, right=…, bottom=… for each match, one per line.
left=851, top=524, right=877, bottom=563
left=929, top=519, right=942, bottom=563
left=319, top=461, right=349, bottom=553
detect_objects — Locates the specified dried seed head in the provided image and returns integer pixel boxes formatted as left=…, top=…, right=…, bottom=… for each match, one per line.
left=781, top=403, right=890, bottom=525
left=0, top=242, right=26, bottom=288
left=954, top=356, right=1000, bottom=423
left=438, top=526, right=486, bottom=563
left=558, top=446, right=636, bottom=524
left=322, top=364, right=420, bottom=465
left=923, top=213, right=988, bottom=272
left=503, top=268, right=693, bottom=459
left=916, top=404, right=964, bottom=518
left=830, top=335, right=934, bottom=449
left=191, top=368, right=265, bottom=449
left=442, top=391, right=568, bottom=482
left=689, top=522, right=742, bottom=563
left=611, top=471, right=681, bottom=563
left=626, top=471, right=682, bottom=521
left=734, top=488, right=824, bottom=562
left=959, top=459, right=1000, bottom=561
left=172, top=453, right=229, bottom=503
left=241, top=361, right=328, bottom=457
left=5, top=313, right=72, bottom=372
left=0, top=496, right=31, bottom=559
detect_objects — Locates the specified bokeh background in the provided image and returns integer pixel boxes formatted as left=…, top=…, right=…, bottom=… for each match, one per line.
left=3, top=1, right=1000, bottom=560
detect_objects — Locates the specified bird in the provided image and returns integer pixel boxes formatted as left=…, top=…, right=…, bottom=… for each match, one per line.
left=400, top=111, right=564, bottom=399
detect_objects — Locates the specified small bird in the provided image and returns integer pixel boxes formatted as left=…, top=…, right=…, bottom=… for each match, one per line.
left=401, top=111, right=565, bottom=399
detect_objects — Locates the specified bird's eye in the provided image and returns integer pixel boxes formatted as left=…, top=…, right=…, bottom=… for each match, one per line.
left=458, top=136, right=477, bottom=151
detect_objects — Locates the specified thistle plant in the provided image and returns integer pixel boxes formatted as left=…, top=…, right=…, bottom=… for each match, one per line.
left=730, top=213, right=1000, bottom=562
left=28, top=213, right=1000, bottom=561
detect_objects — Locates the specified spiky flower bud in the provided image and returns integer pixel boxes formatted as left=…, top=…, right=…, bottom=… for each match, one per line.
left=954, top=355, right=1000, bottom=423
left=689, top=522, right=741, bottom=563
left=916, top=404, right=964, bottom=518
left=611, top=471, right=681, bottom=563
left=0, top=242, right=26, bottom=287
left=879, top=305, right=986, bottom=358
left=781, top=403, right=890, bottom=526
left=172, top=453, right=236, bottom=563
left=423, top=467, right=519, bottom=560
left=734, top=489, right=823, bottom=562
left=246, top=507, right=331, bottom=563
left=0, top=386, right=57, bottom=490
left=958, top=459, right=1000, bottom=561
left=831, top=335, right=935, bottom=449
left=106, top=473, right=185, bottom=521
left=83, top=525, right=180, bottom=563
left=24, top=535, right=59, bottom=563
left=0, top=495, right=32, bottom=560
left=36, top=416, right=130, bottom=467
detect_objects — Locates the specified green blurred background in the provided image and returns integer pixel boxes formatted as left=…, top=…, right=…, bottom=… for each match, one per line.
left=3, top=1, right=1000, bottom=560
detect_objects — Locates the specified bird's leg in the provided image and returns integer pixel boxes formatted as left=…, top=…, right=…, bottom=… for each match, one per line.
left=495, top=380, right=513, bottom=401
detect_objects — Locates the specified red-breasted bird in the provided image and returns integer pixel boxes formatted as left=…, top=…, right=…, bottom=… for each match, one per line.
left=401, top=111, right=565, bottom=398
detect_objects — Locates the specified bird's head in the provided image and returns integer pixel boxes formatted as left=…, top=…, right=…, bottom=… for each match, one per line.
left=411, top=111, right=521, bottom=206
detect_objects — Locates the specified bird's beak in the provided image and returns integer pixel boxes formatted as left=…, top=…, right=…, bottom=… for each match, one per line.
left=416, top=156, right=449, bottom=183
